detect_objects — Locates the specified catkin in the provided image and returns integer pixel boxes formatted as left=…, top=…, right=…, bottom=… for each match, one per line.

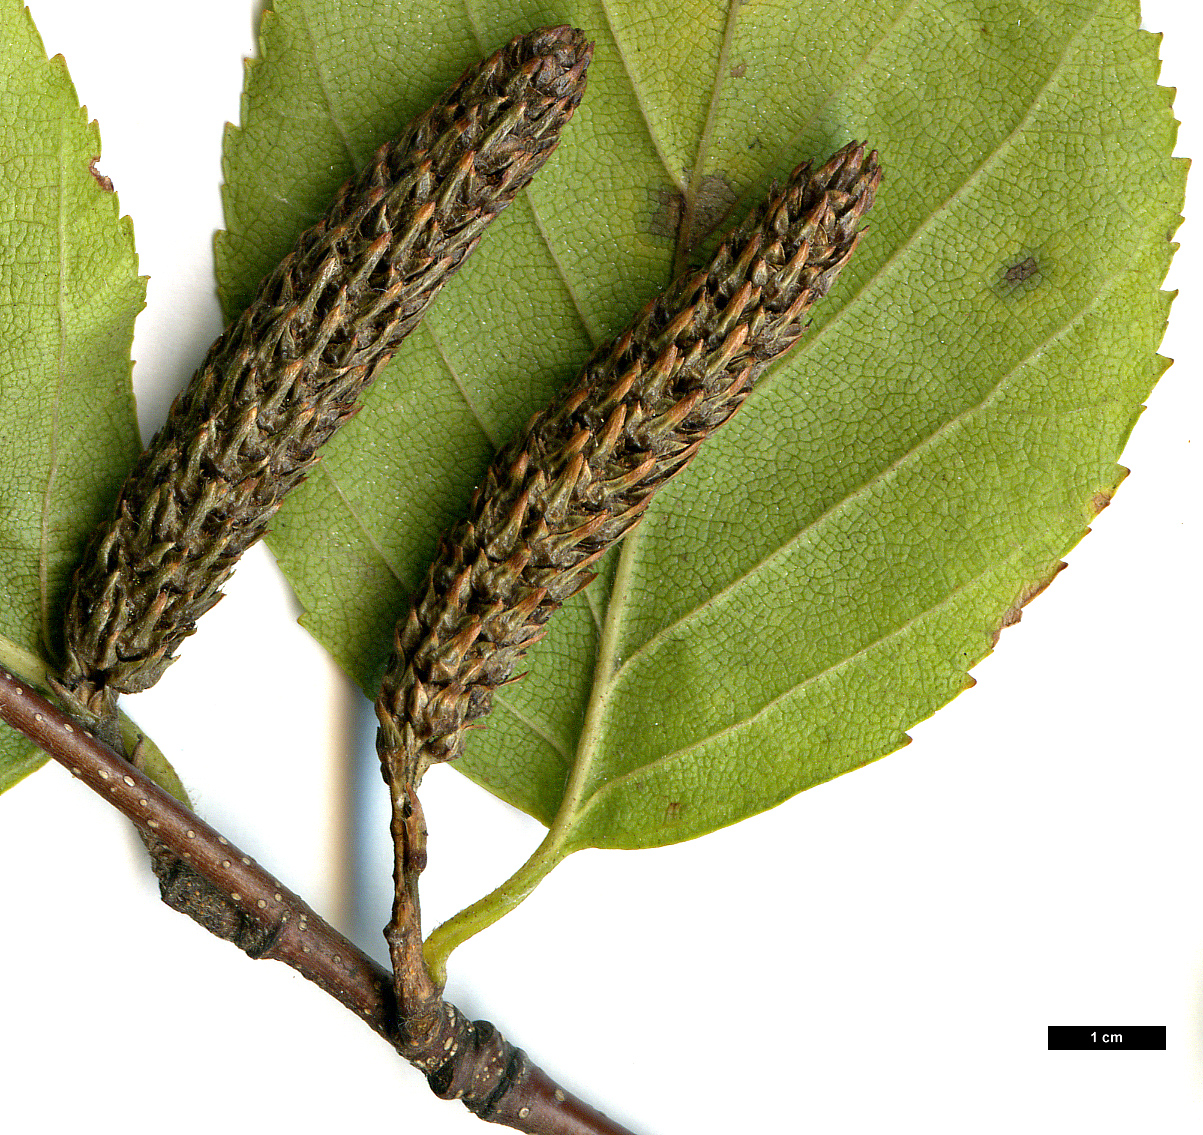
left=57, top=26, right=592, bottom=728
left=376, top=142, right=882, bottom=786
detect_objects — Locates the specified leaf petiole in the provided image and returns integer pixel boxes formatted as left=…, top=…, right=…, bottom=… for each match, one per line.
left=0, top=631, right=188, bottom=803
left=423, top=828, right=569, bottom=988
left=424, top=532, right=643, bottom=983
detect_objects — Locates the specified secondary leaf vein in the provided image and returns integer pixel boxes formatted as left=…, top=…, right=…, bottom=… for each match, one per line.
left=591, top=556, right=1011, bottom=808
left=39, top=119, right=69, bottom=659
left=523, top=195, right=602, bottom=347
left=753, top=0, right=1106, bottom=399
left=460, top=7, right=600, bottom=363
left=295, top=0, right=362, bottom=172
left=424, top=319, right=501, bottom=449
left=596, top=0, right=689, bottom=194
left=492, top=693, right=571, bottom=762
left=613, top=250, right=1136, bottom=681
left=317, top=462, right=405, bottom=585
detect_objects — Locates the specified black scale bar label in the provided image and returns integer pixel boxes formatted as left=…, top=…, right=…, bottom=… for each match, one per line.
left=1048, top=1026, right=1166, bottom=1050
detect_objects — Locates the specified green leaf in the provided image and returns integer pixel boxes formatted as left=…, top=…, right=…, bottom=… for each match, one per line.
left=220, top=1, right=1183, bottom=858
left=0, top=0, right=145, bottom=792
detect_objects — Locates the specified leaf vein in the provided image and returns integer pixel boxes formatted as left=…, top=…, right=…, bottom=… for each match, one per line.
left=543, top=532, right=639, bottom=845
left=317, top=462, right=404, bottom=585
left=588, top=556, right=1012, bottom=810
left=460, top=8, right=601, bottom=360
left=614, top=249, right=1138, bottom=681
left=595, top=0, right=689, bottom=194
left=674, top=0, right=744, bottom=276
left=295, top=0, right=362, bottom=172
left=492, top=693, right=570, bottom=763
left=522, top=195, right=602, bottom=347
left=757, top=0, right=1107, bottom=388
left=423, top=319, right=501, bottom=449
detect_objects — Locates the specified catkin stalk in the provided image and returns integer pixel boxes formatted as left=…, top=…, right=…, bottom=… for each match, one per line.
left=56, top=26, right=592, bottom=734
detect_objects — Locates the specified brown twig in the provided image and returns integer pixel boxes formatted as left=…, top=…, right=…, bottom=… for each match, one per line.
left=0, top=665, right=637, bottom=1135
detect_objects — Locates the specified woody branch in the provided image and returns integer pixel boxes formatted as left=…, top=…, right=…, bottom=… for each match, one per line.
left=0, top=665, right=636, bottom=1135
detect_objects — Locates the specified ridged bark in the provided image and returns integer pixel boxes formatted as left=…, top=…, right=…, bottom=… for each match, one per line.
left=0, top=667, right=636, bottom=1135
left=55, top=26, right=592, bottom=732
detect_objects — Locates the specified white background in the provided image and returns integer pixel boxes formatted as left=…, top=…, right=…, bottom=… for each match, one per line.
left=1, top=2, right=1200, bottom=1133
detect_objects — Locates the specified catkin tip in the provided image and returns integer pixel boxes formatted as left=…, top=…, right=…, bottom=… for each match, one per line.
left=60, top=27, right=593, bottom=713
left=513, top=25, right=593, bottom=96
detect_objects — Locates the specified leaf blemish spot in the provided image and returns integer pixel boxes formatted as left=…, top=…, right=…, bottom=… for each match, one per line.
left=1005, top=256, right=1039, bottom=283
left=647, top=186, right=681, bottom=239
left=683, top=172, right=739, bottom=251
left=998, top=255, right=1042, bottom=294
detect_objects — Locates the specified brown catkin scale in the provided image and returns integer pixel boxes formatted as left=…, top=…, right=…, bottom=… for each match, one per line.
left=54, top=26, right=593, bottom=734
left=376, top=141, right=882, bottom=790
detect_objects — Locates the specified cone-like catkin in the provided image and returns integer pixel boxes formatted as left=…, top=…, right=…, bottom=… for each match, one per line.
left=57, top=26, right=592, bottom=726
left=377, top=142, right=882, bottom=785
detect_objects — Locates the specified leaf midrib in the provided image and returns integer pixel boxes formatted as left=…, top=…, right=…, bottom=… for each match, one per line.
left=532, top=0, right=753, bottom=851
left=672, top=0, right=742, bottom=277
left=583, top=251, right=1138, bottom=813
left=38, top=114, right=69, bottom=661
left=610, top=239, right=1138, bottom=688
left=549, top=0, right=1108, bottom=846
left=540, top=523, right=639, bottom=849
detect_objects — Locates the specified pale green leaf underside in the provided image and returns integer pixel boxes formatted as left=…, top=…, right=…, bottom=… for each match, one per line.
left=0, top=0, right=144, bottom=793
left=220, top=0, right=1183, bottom=851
